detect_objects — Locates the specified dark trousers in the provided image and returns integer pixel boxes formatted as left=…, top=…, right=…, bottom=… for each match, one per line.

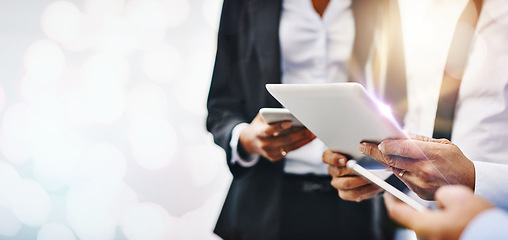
left=279, top=174, right=391, bottom=240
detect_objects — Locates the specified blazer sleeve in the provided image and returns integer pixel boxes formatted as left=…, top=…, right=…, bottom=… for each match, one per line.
left=206, top=0, right=248, bottom=165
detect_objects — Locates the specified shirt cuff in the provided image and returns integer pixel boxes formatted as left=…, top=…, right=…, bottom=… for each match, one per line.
left=229, top=123, right=260, bottom=167
left=473, top=161, right=508, bottom=211
left=460, top=208, right=508, bottom=240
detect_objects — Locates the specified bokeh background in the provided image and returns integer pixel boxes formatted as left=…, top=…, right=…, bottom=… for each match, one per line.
left=0, top=0, right=229, bottom=239
left=0, top=0, right=479, bottom=239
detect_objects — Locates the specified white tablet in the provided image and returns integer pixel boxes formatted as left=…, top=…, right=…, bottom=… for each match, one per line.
left=347, top=160, right=427, bottom=212
left=266, top=83, right=407, bottom=160
left=259, top=108, right=304, bottom=127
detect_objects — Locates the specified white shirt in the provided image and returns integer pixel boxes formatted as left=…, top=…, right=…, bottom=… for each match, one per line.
left=230, top=0, right=355, bottom=175
left=400, top=0, right=508, bottom=210
left=461, top=208, right=508, bottom=240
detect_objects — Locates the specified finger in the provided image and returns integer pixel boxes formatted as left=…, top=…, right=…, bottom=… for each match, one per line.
left=404, top=130, right=433, bottom=142
left=360, top=142, right=413, bottom=169
left=378, top=140, right=438, bottom=159
left=332, top=176, right=371, bottom=190
left=383, top=192, right=421, bottom=229
left=263, top=148, right=286, bottom=162
left=283, top=134, right=316, bottom=152
left=262, top=121, right=292, bottom=137
left=434, top=185, right=474, bottom=209
left=328, top=165, right=356, bottom=177
left=323, top=149, right=348, bottom=166
left=391, top=167, right=438, bottom=200
left=258, top=129, right=312, bottom=153
left=339, top=184, right=382, bottom=202
left=272, top=128, right=314, bottom=146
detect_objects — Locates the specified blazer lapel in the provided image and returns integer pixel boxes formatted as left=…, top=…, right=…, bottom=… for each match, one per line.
left=247, top=0, right=282, bottom=85
left=247, top=0, right=283, bottom=109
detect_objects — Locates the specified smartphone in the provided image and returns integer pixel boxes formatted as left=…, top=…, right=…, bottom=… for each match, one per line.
left=347, top=160, right=427, bottom=212
left=259, top=108, right=304, bottom=127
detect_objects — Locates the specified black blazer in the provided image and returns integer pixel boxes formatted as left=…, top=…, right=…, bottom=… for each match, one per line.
left=206, top=0, right=407, bottom=239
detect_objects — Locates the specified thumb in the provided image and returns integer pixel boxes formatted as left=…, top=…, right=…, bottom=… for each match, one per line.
left=262, top=121, right=291, bottom=136
left=404, top=130, right=433, bottom=142
left=434, top=185, right=474, bottom=209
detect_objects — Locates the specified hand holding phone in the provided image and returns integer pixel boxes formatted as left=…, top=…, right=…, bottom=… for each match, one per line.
left=347, top=160, right=427, bottom=212
left=259, top=108, right=304, bottom=127
left=238, top=112, right=315, bottom=162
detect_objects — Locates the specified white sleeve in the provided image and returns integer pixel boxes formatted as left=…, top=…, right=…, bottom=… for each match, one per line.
left=229, top=123, right=260, bottom=167
left=473, top=161, right=508, bottom=211
left=460, top=208, right=508, bottom=240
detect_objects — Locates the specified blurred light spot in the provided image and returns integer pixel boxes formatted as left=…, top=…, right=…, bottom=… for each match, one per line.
left=83, top=143, right=126, bottom=182
left=0, top=84, right=5, bottom=113
left=33, top=169, right=67, bottom=193
left=80, top=54, right=129, bottom=124
left=88, top=87, right=125, bottom=124
left=0, top=207, right=22, bottom=237
left=0, top=103, right=31, bottom=164
left=175, top=79, right=208, bottom=115
left=41, top=1, right=81, bottom=43
left=97, top=17, right=138, bottom=56
left=60, top=66, right=94, bottom=126
left=11, top=179, right=51, bottom=226
left=0, top=161, right=21, bottom=208
left=179, top=193, right=225, bottom=239
left=175, top=36, right=215, bottom=115
left=20, top=75, right=59, bottom=104
left=47, top=195, right=68, bottom=224
left=127, top=83, right=169, bottom=119
left=164, top=0, right=190, bottom=28
left=85, top=0, right=125, bottom=22
left=202, top=0, right=223, bottom=29
left=126, top=0, right=168, bottom=49
left=186, top=144, right=224, bottom=187
left=66, top=181, right=137, bottom=240
left=62, top=15, right=100, bottom=52
left=38, top=223, right=76, bottom=240
left=128, top=116, right=177, bottom=170
left=24, top=40, right=66, bottom=84
left=121, top=203, right=176, bottom=240
left=142, top=44, right=183, bottom=84
left=81, top=54, right=129, bottom=87
left=23, top=94, right=85, bottom=190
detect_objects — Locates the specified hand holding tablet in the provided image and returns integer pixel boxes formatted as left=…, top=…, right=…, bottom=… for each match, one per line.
left=266, top=82, right=407, bottom=160
left=347, top=160, right=427, bottom=212
left=267, top=83, right=426, bottom=208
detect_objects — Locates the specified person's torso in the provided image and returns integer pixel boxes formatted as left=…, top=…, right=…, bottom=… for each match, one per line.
left=402, top=0, right=508, bottom=165
left=279, top=0, right=354, bottom=175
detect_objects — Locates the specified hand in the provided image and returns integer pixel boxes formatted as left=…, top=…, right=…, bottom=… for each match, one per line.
left=323, top=149, right=382, bottom=202
left=360, top=131, right=475, bottom=200
left=384, top=185, right=494, bottom=240
left=239, top=113, right=316, bottom=162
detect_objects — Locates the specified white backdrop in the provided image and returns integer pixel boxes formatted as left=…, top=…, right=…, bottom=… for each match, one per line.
left=0, top=0, right=231, bottom=239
